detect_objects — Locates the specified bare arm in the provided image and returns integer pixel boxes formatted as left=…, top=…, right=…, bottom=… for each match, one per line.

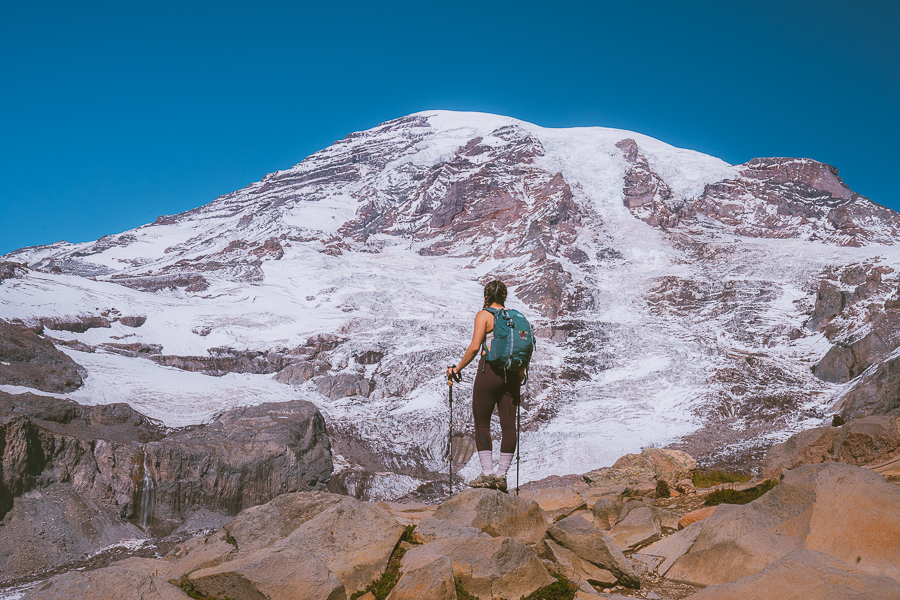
left=447, top=310, right=491, bottom=383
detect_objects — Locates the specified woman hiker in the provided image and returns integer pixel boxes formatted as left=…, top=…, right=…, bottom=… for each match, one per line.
left=446, top=280, right=523, bottom=492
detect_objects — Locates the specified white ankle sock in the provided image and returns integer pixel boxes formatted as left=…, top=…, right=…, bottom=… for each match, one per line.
left=478, top=450, right=494, bottom=475
left=497, top=452, right=514, bottom=477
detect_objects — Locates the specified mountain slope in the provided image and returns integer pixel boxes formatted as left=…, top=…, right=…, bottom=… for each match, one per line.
left=3, top=110, right=899, bottom=500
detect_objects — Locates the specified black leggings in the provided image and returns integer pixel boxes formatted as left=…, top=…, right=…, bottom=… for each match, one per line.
left=472, top=358, right=520, bottom=453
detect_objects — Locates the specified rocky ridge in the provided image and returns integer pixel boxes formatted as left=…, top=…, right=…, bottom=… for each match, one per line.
left=12, top=438, right=900, bottom=600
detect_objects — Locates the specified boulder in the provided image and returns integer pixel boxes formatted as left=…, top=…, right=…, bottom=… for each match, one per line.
left=760, top=416, right=900, bottom=477
left=678, top=505, right=716, bottom=529
left=687, top=549, right=900, bottom=600
left=385, top=555, right=456, bottom=600
left=637, top=520, right=704, bottom=576
left=573, top=482, right=627, bottom=506
left=414, top=515, right=490, bottom=543
left=226, top=491, right=344, bottom=555
left=609, top=506, right=660, bottom=551
left=666, top=462, right=900, bottom=586
left=545, top=538, right=618, bottom=587
left=590, top=448, right=697, bottom=487
left=21, top=558, right=184, bottom=600
left=189, top=547, right=346, bottom=600
left=591, top=496, right=622, bottom=530
left=401, top=536, right=553, bottom=600
left=269, top=496, right=405, bottom=594
left=419, top=488, right=547, bottom=545
left=547, top=514, right=639, bottom=588
left=519, top=486, right=586, bottom=520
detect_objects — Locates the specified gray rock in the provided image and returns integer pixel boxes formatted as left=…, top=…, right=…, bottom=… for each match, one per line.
left=609, top=506, right=660, bottom=551
left=546, top=538, right=618, bottom=587
left=687, top=549, right=900, bottom=600
left=385, top=555, right=456, bottom=600
left=401, top=536, right=553, bottom=600
left=422, top=488, right=547, bottom=545
left=189, top=547, right=346, bottom=600
left=0, top=319, right=84, bottom=392
left=591, top=497, right=622, bottom=530
left=638, top=520, right=704, bottom=575
left=0, top=483, right=145, bottom=581
left=272, top=496, right=404, bottom=594
left=166, top=532, right=236, bottom=583
left=547, top=514, right=639, bottom=588
left=414, top=515, right=491, bottom=543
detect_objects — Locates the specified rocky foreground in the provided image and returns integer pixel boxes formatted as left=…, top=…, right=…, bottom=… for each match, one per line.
left=11, top=418, right=900, bottom=600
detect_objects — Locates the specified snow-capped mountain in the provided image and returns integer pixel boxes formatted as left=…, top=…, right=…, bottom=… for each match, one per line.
left=3, top=110, right=899, bottom=500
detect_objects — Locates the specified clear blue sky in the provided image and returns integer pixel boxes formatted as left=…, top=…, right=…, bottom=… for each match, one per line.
left=2, top=1, right=898, bottom=255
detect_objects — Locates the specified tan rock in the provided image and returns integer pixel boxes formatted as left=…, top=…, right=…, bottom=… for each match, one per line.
left=609, top=506, right=660, bottom=551
left=687, top=549, right=900, bottom=600
left=573, top=481, right=627, bottom=506
left=271, top=496, right=404, bottom=594
left=166, top=533, right=235, bottom=583
left=519, top=486, right=586, bottom=520
left=22, top=558, right=185, bottom=600
left=591, top=497, right=623, bottom=530
left=678, top=505, right=716, bottom=529
left=189, top=546, right=346, bottom=600
left=401, top=536, right=553, bottom=600
left=667, top=462, right=900, bottom=586
left=226, top=490, right=344, bottom=555
left=547, top=514, right=639, bottom=588
left=638, top=520, right=704, bottom=576
left=419, top=488, right=547, bottom=545
left=759, top=426, right=839, bottom=478
left=385, top=555, right=456, bottom=600
left=598, top=448, right=697, bottom=486
left=546, top=538, right=618, bottom=587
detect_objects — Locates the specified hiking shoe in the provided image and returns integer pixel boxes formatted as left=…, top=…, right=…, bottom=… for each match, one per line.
left=468, top=473, right=494, bottom=488
left=492, top=475, right=508, bottom=493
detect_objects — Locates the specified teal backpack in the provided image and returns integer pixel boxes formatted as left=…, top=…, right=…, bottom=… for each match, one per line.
left=482, top=307, right=535, bottom=380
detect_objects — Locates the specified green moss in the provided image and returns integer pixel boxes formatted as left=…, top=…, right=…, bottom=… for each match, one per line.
left=455, top=579, right=479, bottom=600
left=518, top=571, right=577, bottom=600
left=692, top=469, right=752, bottom=488
left=178, top=578, right=233, bottom=600
left=704, top=479, right=778, bottom=506
left=349, top=529, right=415, bottom=600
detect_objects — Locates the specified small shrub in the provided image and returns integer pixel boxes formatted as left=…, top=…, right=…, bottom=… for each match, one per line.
left=178, top=578, right=233, bottom=600
left=692, top=469, right=751, bottom=489
left=704, top=479, right=777, bottom=506
left=655, top=479, right=671, bottom=498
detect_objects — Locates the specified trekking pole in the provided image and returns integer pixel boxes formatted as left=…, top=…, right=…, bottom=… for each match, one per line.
left=516, top=400, right=521, bottom=496
left=447, top=367, right=462, bottom=498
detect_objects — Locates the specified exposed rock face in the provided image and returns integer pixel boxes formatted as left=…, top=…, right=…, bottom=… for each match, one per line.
left=385, top=555, right=456, bottom=600
left=0, top=483, right=146, bottom=581
left=666, top=462, right=900, bottom=586
left=760, top=416, right=900, bottom=477
left=0, top=319, right=84, bottom=392
left=834, top=353, right=900, bottom=418
left=687, top=549, right=900, bottom=600
left=0, top=393, right=332, bottom=579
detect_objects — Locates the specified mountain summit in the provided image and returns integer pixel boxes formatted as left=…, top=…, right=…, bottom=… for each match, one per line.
left=3, top=110, right=900, bottom=499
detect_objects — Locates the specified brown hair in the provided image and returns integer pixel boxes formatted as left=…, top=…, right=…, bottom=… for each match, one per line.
left=483, top=280, right=507, bottom=308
